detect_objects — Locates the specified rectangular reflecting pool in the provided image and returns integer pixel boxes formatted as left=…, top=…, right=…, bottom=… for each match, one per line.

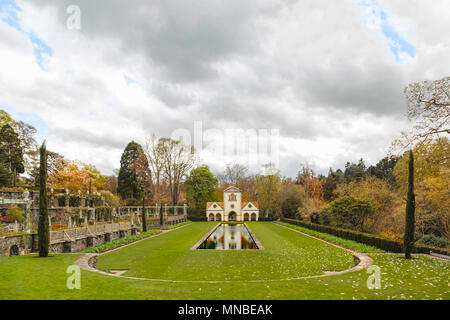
left=198, top=223, right=258, bottom=250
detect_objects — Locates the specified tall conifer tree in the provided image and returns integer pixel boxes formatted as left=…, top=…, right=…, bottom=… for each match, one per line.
left=404, top=150, right=416, bottom=259
left=38, top=142, right=49, bottom=257
left=142, top=196, right=147, bottom=232
left=117, top=141, right=151, bottom=201
left=0, top=124, right=24, bottom=187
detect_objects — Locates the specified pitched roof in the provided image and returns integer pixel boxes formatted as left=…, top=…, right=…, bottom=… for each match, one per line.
left=223, top=185, right=240, bottom=193
left=206, top=202, right=224, bottom=209
left=241, top=201, right=259, bottom=209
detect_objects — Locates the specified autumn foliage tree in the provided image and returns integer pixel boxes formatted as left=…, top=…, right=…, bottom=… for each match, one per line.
left=336, top=177, right=397, bottom=234
left=394, top=139, right=449, bottom=240
left=48, top=159, right=106, bottom=193
left=256, top=165, right=282, bottom=219
left=296, top=166, right=325, bottom=217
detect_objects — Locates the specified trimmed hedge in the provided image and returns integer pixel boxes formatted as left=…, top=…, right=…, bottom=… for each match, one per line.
left=281, top=218, right=449, bottom=256
left=188, top=216, right=208, bottom=222
left=258, top=217, right=279, bottom=222
left=82, top=230, right=161, bottom=253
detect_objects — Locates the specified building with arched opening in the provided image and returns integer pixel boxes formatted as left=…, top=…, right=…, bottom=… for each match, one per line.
left=206, top=186, right=259, bottom=222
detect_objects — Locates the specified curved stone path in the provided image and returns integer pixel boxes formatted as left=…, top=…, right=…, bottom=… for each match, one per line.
left=75, top=222, right=373, bottom=283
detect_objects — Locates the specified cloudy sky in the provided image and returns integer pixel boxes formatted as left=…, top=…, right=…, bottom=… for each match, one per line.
left=1, top=0, right=449, bottom=177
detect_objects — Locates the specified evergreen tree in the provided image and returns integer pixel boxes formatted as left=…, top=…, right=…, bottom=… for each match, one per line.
left=344, top=159, right=366, bottom=183
left=0, top=124, right=24, bottom=187
left=404, top=150, right=416, bottom=259
left=142, top=196, right=147, bottom=232
left=323, top=168, right=344, bottom=201
left=367, top=156, right=399, bottom=187
left=281, top=195, right=303, bottom=219
left=319, top=196, right=375, bottom=231
left=0, top=163, right=10, bottom=186
left=185, top=166, right=218, bottom=218
left=117, top=141, right=151, bottom=201
left=38, top=142, right=49, bottom=257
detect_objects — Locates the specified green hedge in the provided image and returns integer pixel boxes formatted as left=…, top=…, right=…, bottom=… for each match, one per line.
left=281, top=218, right=449, bottom=256
left=82, top=230, right=161, bottom=253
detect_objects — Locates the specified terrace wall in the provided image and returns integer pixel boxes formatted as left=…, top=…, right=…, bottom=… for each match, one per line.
left=0, top=213, right=186, bottom=257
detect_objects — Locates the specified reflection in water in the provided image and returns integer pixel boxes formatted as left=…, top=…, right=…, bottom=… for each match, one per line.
left=199, top=224, right=258, bottom=250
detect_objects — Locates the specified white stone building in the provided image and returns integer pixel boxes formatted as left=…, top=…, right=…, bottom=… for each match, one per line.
left=206, top=186, right=259, bottom=221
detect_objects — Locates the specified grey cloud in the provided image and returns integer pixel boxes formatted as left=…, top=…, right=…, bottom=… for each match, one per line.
left=38, top=0, right=271, bottom=82
left=3, top=0, right=448, bottom=176
left=296, top=61, right=408, bottom=116
left=47, top=125, right=128, bottom=150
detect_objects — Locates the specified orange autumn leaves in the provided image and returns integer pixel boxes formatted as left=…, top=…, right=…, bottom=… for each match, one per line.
left=48, top=159, right=106, bottom=193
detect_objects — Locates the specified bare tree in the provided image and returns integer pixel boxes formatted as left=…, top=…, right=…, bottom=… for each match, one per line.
left=392, top=76, right=450, bottom=152
left=146, top=136, right=196, bottom=205
left=160, top=138, right=196, bottom=205
left=145, top=134, right=165, bottom=205
left=217, top=163, right=248, bottom=186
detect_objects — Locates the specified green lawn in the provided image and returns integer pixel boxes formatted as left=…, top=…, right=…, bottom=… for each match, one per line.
left=98, top=222, right=354, bottom=281
left=0, top=222, right=448, bottom=300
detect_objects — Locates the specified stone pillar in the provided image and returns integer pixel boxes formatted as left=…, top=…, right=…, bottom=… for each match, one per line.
left=66, top=190, right=70, bottom=208
left=50, top=188, right=54, bottom=208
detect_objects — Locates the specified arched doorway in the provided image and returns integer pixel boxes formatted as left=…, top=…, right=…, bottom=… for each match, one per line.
left=228, top=211, right=237, bottom=221
left=244, top=213, right=249, bottom=221
left=251, top=213, right=257, bottom=221
left=208, top=213, right=215, bottom=221
left=215, top=213, right=222, bottom=221
left=9, top=245, right=19, bottom=256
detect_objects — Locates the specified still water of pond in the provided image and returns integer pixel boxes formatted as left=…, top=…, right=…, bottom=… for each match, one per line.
left=198, top=223, right=258, bottom=250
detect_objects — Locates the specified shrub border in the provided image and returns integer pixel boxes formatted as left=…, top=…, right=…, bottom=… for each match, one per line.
left=281, top=218, right=449, bottom=256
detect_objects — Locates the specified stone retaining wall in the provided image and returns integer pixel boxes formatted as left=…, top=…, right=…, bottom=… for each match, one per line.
left=0, top=226, right=137, bottom=257
left=0, top=234, right=33, bottom=257
left=47, top=228, right=137, bottom=254
left=1, top=215, right=188, bottom=257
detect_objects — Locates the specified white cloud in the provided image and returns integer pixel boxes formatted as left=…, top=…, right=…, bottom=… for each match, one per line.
left=0, top=0, right=448, bottom=177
